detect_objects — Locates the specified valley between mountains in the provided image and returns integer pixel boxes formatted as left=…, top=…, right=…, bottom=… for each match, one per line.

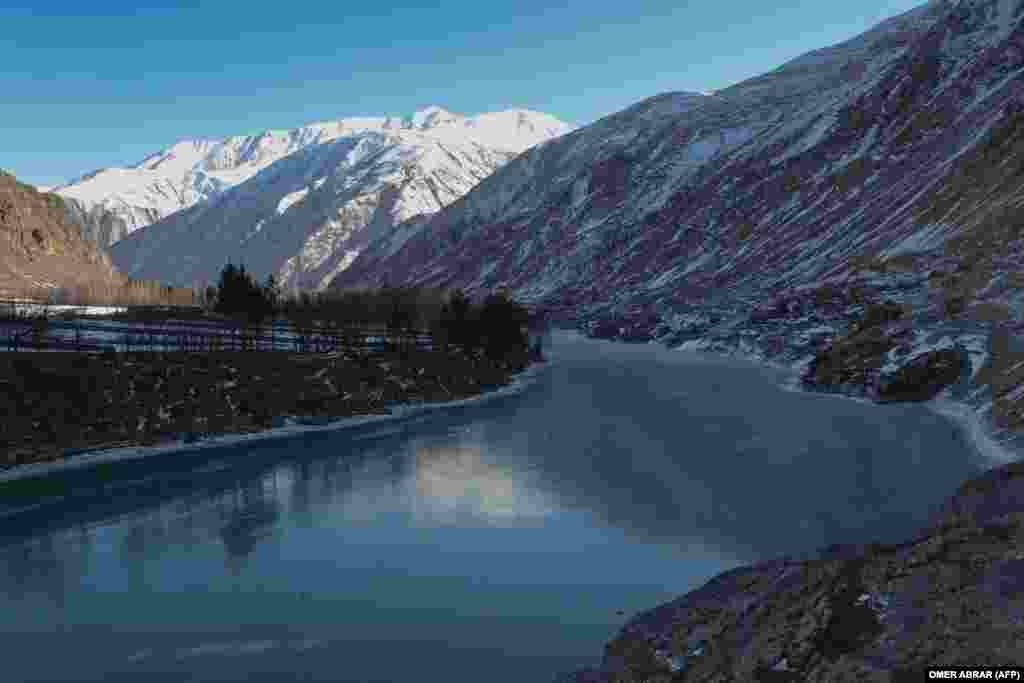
left=328, top=0, right=1024, bottom=455
left=8, top=0, right=1024, bottom=680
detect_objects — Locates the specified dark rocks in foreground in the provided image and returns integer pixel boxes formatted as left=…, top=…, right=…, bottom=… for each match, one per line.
left=558, top=461, right=1024, bottom=682
left=564, top=294, right=1024, bottom=682
left=876, top=347, right=969, bottom=403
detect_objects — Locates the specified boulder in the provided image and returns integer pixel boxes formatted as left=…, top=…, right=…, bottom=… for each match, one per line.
left=801, top=326, right=897, bottom=393
left=877, top=346, right=968, bottom=402
left=588, top=319, right=623, bottom=339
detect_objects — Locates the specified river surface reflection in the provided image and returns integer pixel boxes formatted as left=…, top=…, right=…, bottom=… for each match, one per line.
left=0, top=332, right=989, bottom=682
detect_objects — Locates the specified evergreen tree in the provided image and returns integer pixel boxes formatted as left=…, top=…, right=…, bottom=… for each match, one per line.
left=479, top=291, right=529, bottom=360
left=203, top=286, right=218, bottom=311
left=441, top=289, right=479, bottom=353
left=383, top=287, right=415, bottom=352
left=213, top=262, right=273, bottom=323
left=262, top=274, right=281, bottom=316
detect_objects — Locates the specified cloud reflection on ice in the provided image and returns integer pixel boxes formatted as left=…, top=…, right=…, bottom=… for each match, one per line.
left=406, top=440, right=560, bottom=525
left=333, top=428, right=561, bottom=527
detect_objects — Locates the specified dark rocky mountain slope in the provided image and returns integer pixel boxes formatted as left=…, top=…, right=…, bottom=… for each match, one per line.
left=333, top=0, right=1024, bottom=444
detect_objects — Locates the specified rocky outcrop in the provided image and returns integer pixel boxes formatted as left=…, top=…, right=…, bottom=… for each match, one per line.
left=0, top=172, right=127, bottom=298
left=556, top=460, right=1024, bottom=683
left=60, top=196, right=130, bottom=248
left=802, top=327, right=900, bottom=394
left=876, top=346, right=969, bottom=402
left=799, top=302, right=941, bottom=395
left=587, top=312, right=662, bottom=343
left=796, top=295, right=974, bottom=402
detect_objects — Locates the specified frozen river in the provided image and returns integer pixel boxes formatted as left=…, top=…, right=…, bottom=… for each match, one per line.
left=0, top=331, right=994, bottom=682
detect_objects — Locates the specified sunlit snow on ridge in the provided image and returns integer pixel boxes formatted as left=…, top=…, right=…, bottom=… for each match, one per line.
left=275, top=187, right=309, bottom=215
left=53, top=106, right=575, bottom=244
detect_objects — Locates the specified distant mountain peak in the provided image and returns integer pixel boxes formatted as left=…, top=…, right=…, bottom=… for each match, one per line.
left=108, top=112, right=571, bottom=292
left=53, top=106, right=574, bottom=255
left=408, top=106, right=462, bottom=129
left=135, top=138, right=221, bottom=174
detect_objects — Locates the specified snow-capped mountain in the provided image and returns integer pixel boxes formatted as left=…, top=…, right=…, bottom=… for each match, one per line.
left=55, top=140, right=220, bottom=244
left=55, top=107, right=574, bottom=248
left=107, top=108, right=573, bottom=291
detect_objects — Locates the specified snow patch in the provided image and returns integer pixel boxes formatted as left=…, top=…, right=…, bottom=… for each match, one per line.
left=276, top=187, right=310, bottom=215
left=646, top=266, right=684, bottom=290
left=775, top=113, right=836, bottom=164
left=878, top=223, right=955, bottom=259
left=928, top=397, right=1021, bottom=467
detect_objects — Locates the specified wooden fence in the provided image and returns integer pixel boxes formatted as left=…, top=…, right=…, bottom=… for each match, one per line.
left=0, top=298, right=550, bottom=355
left=0, top=316, right=435, bottom=354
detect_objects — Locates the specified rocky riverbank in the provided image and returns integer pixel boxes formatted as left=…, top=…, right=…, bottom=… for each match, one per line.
left=0, top=347, right=535, bottom=473
left=555, top=278, right=1024, bottom=682
left=557, top=459, right=1024, bottom=682
left=576, top=270, right=1024, bottom=454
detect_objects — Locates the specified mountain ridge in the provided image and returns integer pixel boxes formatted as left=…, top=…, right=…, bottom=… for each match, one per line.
left=54, top=106, right=574, bottom=248
left=107, top=110, right=573, bottom=291
left=329, top=0, right=1010, bottom=311
left=327, top=0, right=1024, bottom=463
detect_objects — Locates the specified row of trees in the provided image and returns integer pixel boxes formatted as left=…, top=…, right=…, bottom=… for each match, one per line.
left=1, top=261, right=543, bottom=359
left=206, top=262, right=533, bottom=360
left=434, top=289, right=531, bottom=360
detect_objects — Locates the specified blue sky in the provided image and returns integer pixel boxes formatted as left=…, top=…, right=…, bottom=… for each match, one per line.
left=4, top=0, right=926, bottom=187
